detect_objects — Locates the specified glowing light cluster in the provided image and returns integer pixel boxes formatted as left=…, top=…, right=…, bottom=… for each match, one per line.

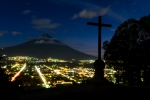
left=35, top=65, right=50, bottom=88
left=12, top=63, right=19, bottom=68
left=54, top=69, right=77, bottom=82
left=11, top=63, right=26, bottom=81
left=44, top=65, right=77, bottom=82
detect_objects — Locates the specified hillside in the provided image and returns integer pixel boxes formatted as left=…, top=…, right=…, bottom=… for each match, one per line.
left=1, top=34, right=97, bottom=60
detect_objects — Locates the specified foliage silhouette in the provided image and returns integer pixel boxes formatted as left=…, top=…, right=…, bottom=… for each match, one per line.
left=0, top=54, right=11, bottom=92
left=102, top=14, right=150, bottom=85
left=0, top=49, right=23, bottom=92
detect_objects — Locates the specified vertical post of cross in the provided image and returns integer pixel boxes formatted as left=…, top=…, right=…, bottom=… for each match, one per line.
left=98, top=16, right=101, bottom=60
left=87, top=16, right=112, bottom=60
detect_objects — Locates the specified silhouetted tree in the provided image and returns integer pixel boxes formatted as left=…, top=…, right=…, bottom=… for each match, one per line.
left=103, top=14, right=150, bottom=85
left=0, top=49, right=23, bottom=92
left=0, top=54, right=10, bottom=92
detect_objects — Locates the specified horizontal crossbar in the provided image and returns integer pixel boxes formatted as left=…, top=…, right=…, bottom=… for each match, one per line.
left=87, top=22, right=112, bottom=27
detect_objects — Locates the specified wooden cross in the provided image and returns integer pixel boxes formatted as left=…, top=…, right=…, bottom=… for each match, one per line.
left=87, top=16, right=112, bottom=60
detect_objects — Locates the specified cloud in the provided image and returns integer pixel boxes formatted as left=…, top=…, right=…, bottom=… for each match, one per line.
left=36, top=34, right=61, bottom=43
left=34, top=38, right=64, bottom=45
left=34, top=40, right=45, bottom=44
left=0, top=30, right=8, bottom=36
left=70, top=1, right=126, bottom=22
left=71, top=6, right=110, bottom=19
left=31, top=18, right=61, bottom=31
left=22, top=10, right=32, bottom=14
left=71, top=9, right=97, bottom=19
left=99, top=6, right=110, bottom=16
left=52, top=0, right=125, bottom=22
left=12, top=31, right=22, bottom=35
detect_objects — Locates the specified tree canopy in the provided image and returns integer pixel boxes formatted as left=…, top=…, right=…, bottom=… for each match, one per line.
left=102, top=14, right=150, bottom=85
left=103, top=14, right=150, bottom=67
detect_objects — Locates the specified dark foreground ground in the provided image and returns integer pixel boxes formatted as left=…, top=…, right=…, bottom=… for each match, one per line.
left=1, top=84, right=150, bottom=100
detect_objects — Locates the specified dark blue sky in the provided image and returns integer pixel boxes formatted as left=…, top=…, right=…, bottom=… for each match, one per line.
left=0, top=0, right=150, bottom=57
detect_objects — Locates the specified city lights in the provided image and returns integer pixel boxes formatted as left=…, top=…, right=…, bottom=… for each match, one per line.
left=35, top=65, right=50, bottom=88
left=11, top=63, right=27, bottom=82
left=1, top=56, right=116, bottom=88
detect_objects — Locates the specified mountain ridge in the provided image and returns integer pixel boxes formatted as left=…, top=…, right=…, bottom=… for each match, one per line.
left=1, top=34, right=97, bottom=60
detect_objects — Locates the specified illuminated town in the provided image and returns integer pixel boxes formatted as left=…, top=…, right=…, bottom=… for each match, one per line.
left=0, top=56, right=116, bottom=90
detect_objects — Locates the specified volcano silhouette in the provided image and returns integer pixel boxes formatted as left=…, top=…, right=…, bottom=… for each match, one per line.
left=1, top=34, right=97, bottom=60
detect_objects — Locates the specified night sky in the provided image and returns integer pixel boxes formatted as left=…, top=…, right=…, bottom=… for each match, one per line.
left=0, top=0, right=150, bottom=57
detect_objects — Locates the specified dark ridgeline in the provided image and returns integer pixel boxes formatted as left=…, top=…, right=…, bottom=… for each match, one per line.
left=0, top=34, right=97, bottom=60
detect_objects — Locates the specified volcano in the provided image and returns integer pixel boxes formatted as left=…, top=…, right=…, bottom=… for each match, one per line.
left=1, top=34, right=97, bottom=60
